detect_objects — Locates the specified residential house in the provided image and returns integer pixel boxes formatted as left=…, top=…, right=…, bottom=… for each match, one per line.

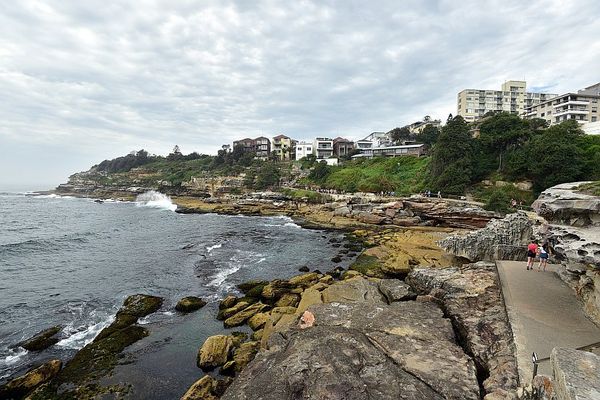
left=232, top=138, right=256, bottom=153
left=352, top=144, right=426, bottom=159
left=361, top=131, right=392, bottom=147
left=333, top=137, right=354, bottom=157
left=406, top=116, right=442, bottom=135
left=272, top=134, right=293, bottom=160
left=313, top=137, right=334, bottom=160
left=254, top=137, right=271, bottom=159
left=295, top=141, right=313, bottom=160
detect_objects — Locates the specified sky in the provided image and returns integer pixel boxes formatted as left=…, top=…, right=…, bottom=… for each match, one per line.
left=1, top=0, right=599, bottom=189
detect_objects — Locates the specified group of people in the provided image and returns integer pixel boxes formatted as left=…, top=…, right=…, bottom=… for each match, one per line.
left=526, top=240, right=551, bottom=271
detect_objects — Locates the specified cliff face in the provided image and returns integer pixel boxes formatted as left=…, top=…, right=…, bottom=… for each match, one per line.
left=532, top=181, right=600, bottom=227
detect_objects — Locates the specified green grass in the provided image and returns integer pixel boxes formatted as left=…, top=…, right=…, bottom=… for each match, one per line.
left=322, top=156, right=429, bottom=194
left=577, top=181, right=600, bottom=196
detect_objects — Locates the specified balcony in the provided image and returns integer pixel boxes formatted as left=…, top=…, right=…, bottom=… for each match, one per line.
left=554, top=109, right=589, bottom=117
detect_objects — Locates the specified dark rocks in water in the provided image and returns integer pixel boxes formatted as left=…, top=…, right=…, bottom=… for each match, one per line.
left=219, top=295, right=238, bottom=310
left=221, top=301, right=480, bottom=400
left=0, top=359, right=62, bottom=399
left=181, top=375, right=232, bottom=400
left=237, top=280, right=269, bottom=294
left=298, top=266, right=310, bottom=273
left=176, top=296, right=207, bottom=312
left=330, top=256, right=342, bottom=263
left=197, top=335, right=234, bottom=371
left=95, top=294, right=163, bottom=342
left=326, top=266, right=345, bottom=279
left=19, top=325, right=62, bottom=351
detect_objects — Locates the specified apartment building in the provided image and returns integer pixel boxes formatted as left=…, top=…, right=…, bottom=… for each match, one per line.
left=333, top=137, right=354, bottom=157
left=313, top=137, right=334, bottom=160
left=272, top=134, right=293, bottom=160
left=232, top=137, right=271, bottom=159
left=294, top=141, right=313, bottom=160
left=362, top=131, right=392, bottom=147
left=457, top=80, right=557, bottom=122
left=524, top=82, right=600, bottom=126
left=406, top=116, right=441, bottom=134
left=352, top=144, right=426, bottom=159
left=232, top=138, right=256, bottom=153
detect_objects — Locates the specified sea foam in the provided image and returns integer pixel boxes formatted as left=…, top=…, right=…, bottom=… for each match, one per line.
left=135, top=191, right=177, bottom=211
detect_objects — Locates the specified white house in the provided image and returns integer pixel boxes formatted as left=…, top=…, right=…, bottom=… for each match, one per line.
left=295, top=141, right=313, bottom=159
left=313, top=137, right=334, bottom=160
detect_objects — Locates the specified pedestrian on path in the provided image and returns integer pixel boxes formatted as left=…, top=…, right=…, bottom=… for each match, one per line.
left=537, top=242, right=549, bottom=271
left=526, top=240, right=538, bottom=270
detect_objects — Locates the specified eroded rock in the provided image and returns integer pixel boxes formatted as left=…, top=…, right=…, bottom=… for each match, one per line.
left=19, top=325, right=62, bottom=351
left=0, top=359, right=62, bottom=399
left=175, top=296, right=207, bottom=312
left=198, top=335, right=233, bottom=370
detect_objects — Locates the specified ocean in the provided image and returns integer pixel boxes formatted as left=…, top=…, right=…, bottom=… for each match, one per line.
left=0, top=191, right=354, bottom=398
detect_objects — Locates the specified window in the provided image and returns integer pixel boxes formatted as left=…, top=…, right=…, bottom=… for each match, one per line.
left=592, top=117, right=597, bottom=122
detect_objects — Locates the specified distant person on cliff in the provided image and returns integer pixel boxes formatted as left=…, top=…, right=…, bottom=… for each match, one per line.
left=526, top=240, right=538, bottom=270
left=537, top=243, right=550, bottom=271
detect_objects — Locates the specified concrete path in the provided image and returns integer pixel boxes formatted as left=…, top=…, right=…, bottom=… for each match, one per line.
left=496, top=261, right=600, bottom=382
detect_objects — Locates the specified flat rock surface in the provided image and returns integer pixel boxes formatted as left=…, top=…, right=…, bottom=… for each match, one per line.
left=221, top=301, right=479, bottom=400
left=551, top=347, right=600, bottom=400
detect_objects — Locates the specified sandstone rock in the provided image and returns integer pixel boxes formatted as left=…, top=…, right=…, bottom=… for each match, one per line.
left=440, top=212, right=532, bottom=262
left=529, top=374, right=555, bottom=400
left=378, top=279, right=417, bottom=303
left=0, top=359, right=62, bottom=399
left=251, top=329, right=263, bottom=342
left=270, top=306, right=297, bottom=325
left=333, top=206, right=351, bottom=216
left=221, top=301, right=480, bottom=400
left=406, top=262, right=519, bottom=395
left=219, top=361, right=236, bottom=376
left=321, top=276, right=385, bottom=304
left=357, top=211, right=387, bottom=225
left=232, top=341, right=260, bottom=372
left=532, top=182, right=600, bottom=227
left=551, top=347, right=600, bottom=400
left=295, top=288, right=322, bottom=314
left=274, top=293, right=299, bottom=308
left=230, top=332, right=248, bottom=348
left=392, top=216, right=421, bottom=226
left=308, top=282, right=329, bottom=291
left=403, top=198, right=497, bottom=229
left=260, top=280, right=294, bottom=300
left=237, top=280, right=269, bottom=294
left=217, top=301, right=250, bottom=321
left=19, top=325, right=62, bottom=351
left=224, top=303, right=270, bottom=328
left=247, top=312, right=270, bottom=331
left=175, top=296, right=207, bottom=312
left=94, top=294, right=162, bottom=342
left=180, top=375, right=219, bottom=400
left=219, top=295, right=238, bottom=310
left=198, top=335, right=233, bottom=370
left=287, top=272, right=320, bottom=288
left=341, top=270, right=362, bottom=280
left=319, top=274, right=334, bottom=285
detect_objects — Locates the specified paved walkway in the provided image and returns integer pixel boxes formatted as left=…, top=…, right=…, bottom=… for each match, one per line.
left=496, top=261, right=600, bottom=382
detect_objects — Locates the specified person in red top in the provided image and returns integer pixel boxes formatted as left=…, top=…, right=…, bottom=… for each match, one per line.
left=526, top=241, right=538, bottom=270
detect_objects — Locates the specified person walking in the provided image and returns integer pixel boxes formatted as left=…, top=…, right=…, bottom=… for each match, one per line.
left=537, top=242, right=549, bottom=271
left=526, top=240, right=538, bottom=270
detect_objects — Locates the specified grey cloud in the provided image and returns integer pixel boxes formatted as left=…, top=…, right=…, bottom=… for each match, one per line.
left=0, top=0, right=599, bottom=187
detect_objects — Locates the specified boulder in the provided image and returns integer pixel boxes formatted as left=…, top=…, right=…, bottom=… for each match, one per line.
left=403, top=198, right=497, bottom=229
left=221, top=301, right=479, bottom=400
left=180, top=375, right=219, bottom=400
left=270, top=306, right=297, bottom=325
left=295, top=288, right=323, bottom=314
left=439, top=212, right=532, bottom=262
left=532, top=182, right=600, bottom=227
left=94, top=294, right=162, bottom=342
left=175, top=296, right=207, bottom=312
left=287, top=272, right=320, bottom=288
left=224, top=303, right=270, bottom=328
left=230, top=332, right=248, bottom=348
left=378, top=279, right=417, bottom=303
left=321, top=276, right=385, bottom=304
left=0, top=359, right=62, bottom=399
left=298, top=266, right=310, bottom=272
left=217, top=301, right=250, bottom=321
left=237, top=280, right=269, bottom=293
left=198, top=335, right=233, bottom=370
left=551, top=347, right=600, bottom=400
left=274, top=293, right=300, bottom=308
left=357, top=211, right=387, bottom=225
left=247, top=312, right=270, bottom=331
left=219, top=295, right=238, bottom=310
left=19, top=325, right=62, bottom=351
left=232, top=341, right=260, bottom=372
left=260, top=280, right=294, bottom=300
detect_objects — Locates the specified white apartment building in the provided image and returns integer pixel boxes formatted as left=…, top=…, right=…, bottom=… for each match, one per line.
left=294, top=141, right=313, bottom=160
left=457, top=80, right=557, bottom=122
left=362, top=131, right=392, bottom=147
left=524, top=82, right=600, bottom=126
left=313, top=137, right=334, bottom=159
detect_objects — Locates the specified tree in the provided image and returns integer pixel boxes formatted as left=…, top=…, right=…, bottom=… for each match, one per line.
left=254, top=163, right=280, bottom=189
left=419, top=124, right=440, bottom=147
left=308, top=161, right=331, bottom=184
left=389, top=127, right=412, bottom=144
left=429, top=116, right=475, bottom=195
left=478, top=112, right=530, bottom=172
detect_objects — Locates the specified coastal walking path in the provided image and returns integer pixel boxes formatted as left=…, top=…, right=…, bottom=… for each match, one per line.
left=496, top=260, right=600, bottom=382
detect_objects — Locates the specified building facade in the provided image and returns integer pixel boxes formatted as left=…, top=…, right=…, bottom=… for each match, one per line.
left=232, top=138, right=256, bottom=153
left=406, top=116, right=441, bottom=134
left=457, top=80, right=557, bottom=122
left=313, top=137, right=334, bottom=159
left=295, top=141, right=313, bottom=160
left=333, top=137, right=354, bottom=157
left=272, top=134, right=293, bottom=160
left=361, top=131, right=391, bottom=147
left=232, top=137, right=271, bottom=159
left=524, top=82, right=600, bottom=126
left=352, top=144, right=426, bottom=159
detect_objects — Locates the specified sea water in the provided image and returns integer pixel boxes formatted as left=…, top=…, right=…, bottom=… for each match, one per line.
left=0, top=191, right=353, bottom=398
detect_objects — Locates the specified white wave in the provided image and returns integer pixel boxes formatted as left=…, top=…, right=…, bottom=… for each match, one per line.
left=0, top=348, right=28, bottom=368
left=56, top=315, right=114, bottom=350
left=138, top=311, right=174, bottom=325
left=135, top=191, right=177, bottom=211
left=284, top=222, right=301, bottom=229
left=256, top=257, right=266, bottom=264
left=34, top=194, right=75, bottom=199
left=207, top=264, right=242, bottom=288
left=206, top=243, right=222, bottom=253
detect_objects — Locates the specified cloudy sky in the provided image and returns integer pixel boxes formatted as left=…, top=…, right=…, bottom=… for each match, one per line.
left=1, top=0, right=599, bottom=189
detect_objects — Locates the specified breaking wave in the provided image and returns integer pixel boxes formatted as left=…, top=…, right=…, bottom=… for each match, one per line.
left=135, top=191, right=177, bottom=211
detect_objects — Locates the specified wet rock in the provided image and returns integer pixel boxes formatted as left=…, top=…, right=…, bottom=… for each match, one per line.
left=260, top=280, right=294, bottom=300
left=287, top=272, right=320, bottom=288
left=221, top=301, right=480, bottom=400
left=274, top=293, right=299, bottom=308
left=217, top=301, right=250, bottom=321
left=180, top=375, right=219, bottom=400
left=247, top=312, right=270, bottom=331
left=219, top=295, right=238, bottom=310
left=0, top=359, right=62, bottom=399
left=270, top=306, right=297, bottom=325
left=118, top=293, right=163, bottom=318
left=321, top=276, right=385, bottom=304
left=232, top=341, right=260, bottom=372
left=551, top=347, right=600, bottom=400
left=224, top=303, right=270, bottom=328
left=198, top=335, right=233, bottom=370
left=219, top=360, right=236, bottom=376
left=230, top=332, right=248, bottom=348
left=295, top=288, right=323, bottom=314
left=237, top=280, right=269, bottom=293
left=175, top=296, right=207, bottom=312
left=19, top=325, right=62, bottom=351
left=378, top=279, right=417, bottom=303
left=298, top=266, right=310, bottom=272
left=331, top=255, right=342, bottom=263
